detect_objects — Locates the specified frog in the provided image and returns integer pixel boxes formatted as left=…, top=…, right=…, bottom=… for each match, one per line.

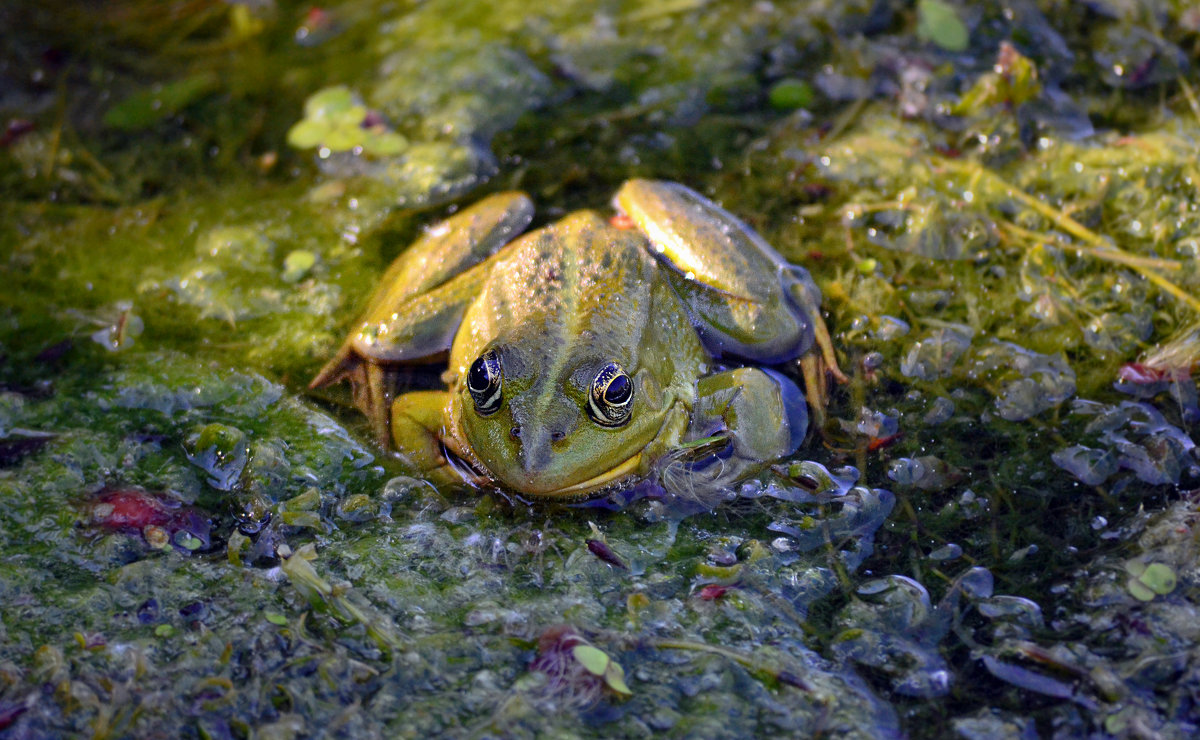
left=311, top=179, right=845, bottom=500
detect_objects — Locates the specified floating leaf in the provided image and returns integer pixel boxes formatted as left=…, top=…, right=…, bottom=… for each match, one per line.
left=362, top=130, right=409, bottom=156
left=286, top=119, right=333, bottom=149
left=917, top=0, right=969, bottom=52
left=303, top=85, right=357, bottom=120
left=173, top=531, right=204, bottom=551
left=572, top=644, right=610, bottom=676
left=281, top=250, right=317, bottom=283
left=1127, top=578, right=1156, bottom=602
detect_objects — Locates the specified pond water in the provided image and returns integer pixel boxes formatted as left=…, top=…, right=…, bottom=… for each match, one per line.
left=2, top=1, right=1199, bottom=737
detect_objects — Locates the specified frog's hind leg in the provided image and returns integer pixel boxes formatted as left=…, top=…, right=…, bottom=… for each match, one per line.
left=695, top=367, right=808, bottom=459
left=657, top=266, right=843, bottom=428
left=615, top=179, right=845, bottom=426
left=784, top=266, right=848, bottom=429
left=310, top=265, right=496, bottom=446
left=363, top=191, right=533, bottom=318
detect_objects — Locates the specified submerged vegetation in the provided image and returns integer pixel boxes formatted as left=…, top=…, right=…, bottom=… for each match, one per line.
left=2, top=0, right=1200, bottom=736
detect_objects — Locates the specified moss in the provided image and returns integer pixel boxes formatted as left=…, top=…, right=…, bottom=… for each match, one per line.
left=4, top=0, right=1200, bottom=737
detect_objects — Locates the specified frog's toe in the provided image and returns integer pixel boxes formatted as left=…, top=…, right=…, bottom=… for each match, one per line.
left=760, top=368, right=808, bottom=456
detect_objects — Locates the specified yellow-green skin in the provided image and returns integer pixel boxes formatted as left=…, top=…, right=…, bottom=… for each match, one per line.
left=312, top=180, right=843, bottom=499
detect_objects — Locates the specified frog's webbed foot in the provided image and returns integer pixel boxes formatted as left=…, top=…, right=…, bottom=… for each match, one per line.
left=785, top=266, right=848, bottom=430
left=310, top=350, right=396, bottom=447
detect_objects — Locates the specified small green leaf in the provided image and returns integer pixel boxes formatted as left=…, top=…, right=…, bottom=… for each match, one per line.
left=1138, top=563, right=1177, bottom=595
left=917, top=0, right=969, bottom=52
left=282, top=250, right=318, bottom=283
left=265, top=613, right=288, bottom=626
left=572, top=644, right=610, bottom=675
left=286, top=119, right=332, bottom=149
left=362, top=131, right=409, bottom=157
left=330, top=104, right=369, bottom=128
left=768, top=78, right=815, bottom=111
left=1126, top=576, right=1156, bottom=602
left=323, top=125, right=365, bottom=153
left=604, top=661, right=632, bottom=695
left=154, top=624, right=174, bottom=637
left=304, top=86, right=357, bottom=119
left=174, top=532, right=204, bottom=551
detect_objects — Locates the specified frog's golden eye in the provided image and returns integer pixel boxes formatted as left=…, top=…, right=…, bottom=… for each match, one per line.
left=589, top=362, right=634, bottom=427
left=467, top=349, right=503, bottom=416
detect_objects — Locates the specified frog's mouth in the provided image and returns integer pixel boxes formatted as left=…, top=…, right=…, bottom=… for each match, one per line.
left=534, top=451, right=643, bottom=499
left=443, top=395, right=644, bottom=500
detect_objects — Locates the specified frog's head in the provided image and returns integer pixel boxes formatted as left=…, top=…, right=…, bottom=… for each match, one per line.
left=454, top=340, right=673, bottom=498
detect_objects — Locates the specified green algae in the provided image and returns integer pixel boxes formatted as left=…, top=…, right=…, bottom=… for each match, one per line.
left=3, top=0, right=1200, bottom=737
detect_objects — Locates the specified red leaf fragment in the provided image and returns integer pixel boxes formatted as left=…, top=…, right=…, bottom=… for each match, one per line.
left=868, top=433, right=901, bottom=451
left=92, top=489, right=177, bottom=531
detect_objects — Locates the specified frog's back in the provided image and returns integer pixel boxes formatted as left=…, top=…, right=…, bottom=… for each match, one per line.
left=459, top=211, right=653, bottom=364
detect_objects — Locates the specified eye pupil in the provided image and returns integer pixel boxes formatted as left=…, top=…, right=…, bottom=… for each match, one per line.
left=467, top=349, right=502, bottom=416
left=467, top=356, right=491, bottom=392
left=604, top=374, right=631, bottom=404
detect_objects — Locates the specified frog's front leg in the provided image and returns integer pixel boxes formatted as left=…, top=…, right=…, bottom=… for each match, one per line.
left=390, top=390, right=477, bottom=488
left=686, top=367, right=808, bottom=475
left=311, top=192, right=532, bottom=443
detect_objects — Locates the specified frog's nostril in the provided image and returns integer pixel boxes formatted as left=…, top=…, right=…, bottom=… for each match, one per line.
left=510, top=426, right=521, bottom=439
left=550, top=430, right=566, bottom=442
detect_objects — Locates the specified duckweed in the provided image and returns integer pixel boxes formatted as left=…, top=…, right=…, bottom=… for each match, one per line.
left=4, top=1, right=1200, bottom=737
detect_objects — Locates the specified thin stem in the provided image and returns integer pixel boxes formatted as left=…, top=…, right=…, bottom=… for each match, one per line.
left=998, top=220, right=1182, bottom=272
left=941, top=159, right=1200, bottom=314
left=648, top=638, right=812, bottom=690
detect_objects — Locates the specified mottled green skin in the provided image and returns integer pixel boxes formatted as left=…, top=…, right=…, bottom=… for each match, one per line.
left=313, top=180, right=840, bottom=498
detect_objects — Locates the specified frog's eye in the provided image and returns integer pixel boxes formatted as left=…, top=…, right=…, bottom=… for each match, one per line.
left=467, top=349, right=503, bottom=416
left=589, top=362, right=634, bottom=427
